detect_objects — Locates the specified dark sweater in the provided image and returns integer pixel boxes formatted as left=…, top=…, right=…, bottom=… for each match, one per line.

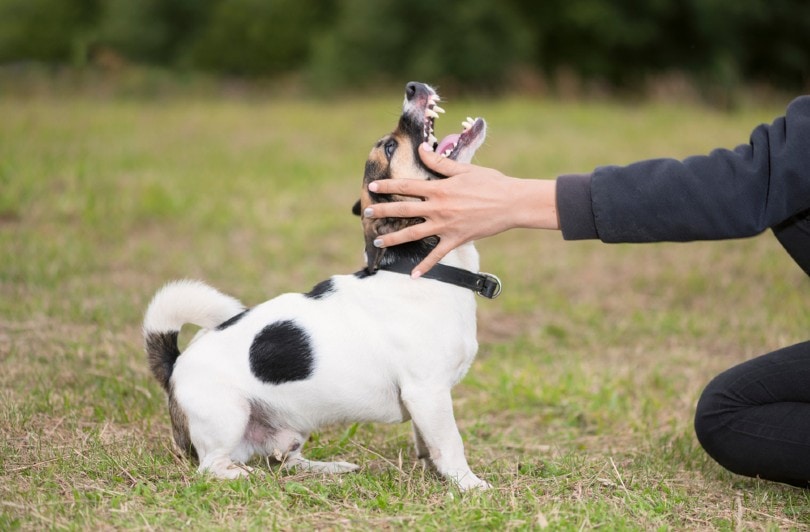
left=556, top=96, right=810, bottom=276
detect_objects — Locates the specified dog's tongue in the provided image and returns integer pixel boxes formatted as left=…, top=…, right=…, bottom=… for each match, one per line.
left=435, top=134, right=460, bottom=156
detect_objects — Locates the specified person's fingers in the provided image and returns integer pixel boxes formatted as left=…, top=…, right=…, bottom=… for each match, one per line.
left=418, top=142, right=469, bottom=177
left=363, top=199, right=427, bottom=220
left=369, top=177, right=433, bottom=197
left=367, top=144, right=480, bottom=277
left=373, top=222, right=437, bottom=248
left=411, top=240, right=456, bottom=278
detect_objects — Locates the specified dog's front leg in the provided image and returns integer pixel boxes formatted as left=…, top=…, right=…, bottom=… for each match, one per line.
left=401, top=387, right=490, bottom=491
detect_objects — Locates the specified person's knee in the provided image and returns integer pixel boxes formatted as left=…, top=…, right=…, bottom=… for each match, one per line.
left=694, top=371, right=738, bottom=463
left=694, top=365, right=766, bottom=480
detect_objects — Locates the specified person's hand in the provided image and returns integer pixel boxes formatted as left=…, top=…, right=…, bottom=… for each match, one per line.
left=365, top=143, right=559, bottom=276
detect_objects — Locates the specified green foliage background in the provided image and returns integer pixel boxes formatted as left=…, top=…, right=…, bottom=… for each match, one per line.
left=0, top=0, right=808, bottom=92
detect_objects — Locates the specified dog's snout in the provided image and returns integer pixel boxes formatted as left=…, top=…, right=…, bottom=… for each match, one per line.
left=405, top=81, right=433, bottom=102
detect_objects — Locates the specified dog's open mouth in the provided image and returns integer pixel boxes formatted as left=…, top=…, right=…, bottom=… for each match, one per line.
left=413, top=86, right=486, bottom=164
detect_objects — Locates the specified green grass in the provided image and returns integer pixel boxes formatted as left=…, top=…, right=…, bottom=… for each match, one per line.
left=2, top=85, right=809, bottom=529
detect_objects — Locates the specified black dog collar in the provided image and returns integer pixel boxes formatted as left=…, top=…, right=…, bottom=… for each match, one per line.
left=379, top=260, right=502, bottom=299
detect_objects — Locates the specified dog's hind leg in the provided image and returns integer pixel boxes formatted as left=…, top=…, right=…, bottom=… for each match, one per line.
left=401, top=387, right=490, bottom=491
left=182, top=389, right=254, bottom=479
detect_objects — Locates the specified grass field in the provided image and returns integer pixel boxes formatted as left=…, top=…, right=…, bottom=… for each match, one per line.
left=2, top=84, right=809, bottom=529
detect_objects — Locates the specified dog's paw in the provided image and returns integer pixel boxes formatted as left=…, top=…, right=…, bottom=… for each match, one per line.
left=201, top=458, right=253, bottom=480
left=288, top=459, right=359, bottom=474
left=452, top=473, right=491, bottom=491
left=218, top=463, right=253, bottom=480
left=466, top=479, right=492, bottom=491
left=323, top=461, right=361, bottom=474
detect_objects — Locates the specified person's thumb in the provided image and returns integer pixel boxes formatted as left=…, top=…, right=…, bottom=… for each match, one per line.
left=419, top=143, right=466, bottom=178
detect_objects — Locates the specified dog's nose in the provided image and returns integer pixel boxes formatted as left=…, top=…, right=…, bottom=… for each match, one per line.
left=406, top=81, right=428, bottom=102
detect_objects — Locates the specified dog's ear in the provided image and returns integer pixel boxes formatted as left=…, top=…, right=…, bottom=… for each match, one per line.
left=361, top=153, right=390, bottom=271
left=360, top=195, right=386, bottom=272
left=364, top=234, right=386, bottom=273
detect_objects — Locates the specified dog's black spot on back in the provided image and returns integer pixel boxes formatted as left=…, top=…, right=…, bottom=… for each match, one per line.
left=216, top=309, right=250, bottom=330
left=305, top=279, right=335, bottom=300
left=249, top=320, right=314, bottom=385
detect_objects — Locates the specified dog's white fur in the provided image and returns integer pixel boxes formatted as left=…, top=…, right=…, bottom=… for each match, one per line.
left=143, top=83, right=490, bottom=490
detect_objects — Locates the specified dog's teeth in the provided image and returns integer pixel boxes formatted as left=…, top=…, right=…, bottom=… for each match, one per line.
left=428, top=134, right=438, bottom=145
left=425, top=108, right=439, bottom=119
left=443, top=147, right=453, bottom=156
left=462, top=120, right=472, bottom=130
left=433, top=104, right=445, bottom=114
left=467, top=116, right=474, bottom=123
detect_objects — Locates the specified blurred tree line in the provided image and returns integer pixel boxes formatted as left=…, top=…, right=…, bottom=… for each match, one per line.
left=0, top=0, right=807, bottom=93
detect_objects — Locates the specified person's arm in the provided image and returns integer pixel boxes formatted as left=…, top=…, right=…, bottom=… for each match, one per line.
left=369, top=96, right=810, bottom=275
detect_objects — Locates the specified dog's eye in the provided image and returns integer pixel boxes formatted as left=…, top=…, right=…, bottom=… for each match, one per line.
left=384, top=139, right=397, bottom=159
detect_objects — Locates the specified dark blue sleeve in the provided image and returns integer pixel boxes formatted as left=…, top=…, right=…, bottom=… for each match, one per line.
left=773, top=211, right=810, bottom=277
left=557, top=96, right=810, bottom=243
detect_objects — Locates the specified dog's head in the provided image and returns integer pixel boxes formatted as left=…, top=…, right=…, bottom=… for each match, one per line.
left=356, top=81, right=487, bottom=272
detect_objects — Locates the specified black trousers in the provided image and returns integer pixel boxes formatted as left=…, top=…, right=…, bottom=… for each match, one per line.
left=695, top=340, right=810, bottom=488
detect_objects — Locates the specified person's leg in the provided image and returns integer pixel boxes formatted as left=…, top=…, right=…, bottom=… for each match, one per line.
left=694, top=340, right=810, bottom=488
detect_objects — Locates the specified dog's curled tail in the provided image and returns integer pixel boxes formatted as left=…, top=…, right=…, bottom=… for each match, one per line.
left=143, top=279, right=245, bottom=391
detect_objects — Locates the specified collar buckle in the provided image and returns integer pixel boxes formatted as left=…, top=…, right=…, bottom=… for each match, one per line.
left=476, top=272, right=502, bottom=299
